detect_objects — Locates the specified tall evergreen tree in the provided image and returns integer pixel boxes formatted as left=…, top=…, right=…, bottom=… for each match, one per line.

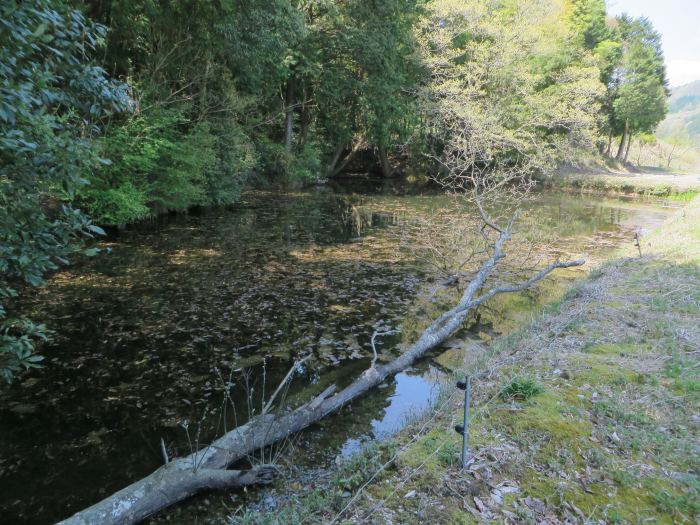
left=612, top=15, right=669, bottom=161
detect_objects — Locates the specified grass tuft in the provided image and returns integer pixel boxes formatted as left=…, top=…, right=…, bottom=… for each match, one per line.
left=499, top=376, right=544, bottom=401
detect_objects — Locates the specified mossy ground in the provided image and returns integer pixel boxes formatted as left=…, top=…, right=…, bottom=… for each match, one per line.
left=228, top=198, right=700, bottom=525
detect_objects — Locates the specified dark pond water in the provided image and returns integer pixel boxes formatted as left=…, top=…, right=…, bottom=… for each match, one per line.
left=0, top=183, right=672, bottom=524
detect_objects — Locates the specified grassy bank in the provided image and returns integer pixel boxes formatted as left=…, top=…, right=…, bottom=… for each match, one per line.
left=229, top=197, right=700, bottom=525
left=541, top=169, right=700, bottom=199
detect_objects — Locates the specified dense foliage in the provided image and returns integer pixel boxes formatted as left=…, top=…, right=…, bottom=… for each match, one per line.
left=0, top=0, right=129, bottom=381
left=70, top=0, right=425, bottom=225
left=0, top=0, right=669, bottom=381
left=71, top=0, right=668, bottom=223
left=418, top=0, right=606, bottom=183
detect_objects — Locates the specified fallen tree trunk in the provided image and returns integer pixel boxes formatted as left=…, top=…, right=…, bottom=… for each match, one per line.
left=58, top=465, right=277, bottom=525
left=59, top=221, right=584, bottom=525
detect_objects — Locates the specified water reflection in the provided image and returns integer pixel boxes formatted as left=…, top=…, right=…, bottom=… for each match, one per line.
left=338, top=366, right=444, bottom=458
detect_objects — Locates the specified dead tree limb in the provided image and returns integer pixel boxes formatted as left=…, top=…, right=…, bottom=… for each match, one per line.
left=58, top=463, right=276, bottom=525
left=59, top=221, right=583, bottom=525
left=263, top=355, right=310, bottom=414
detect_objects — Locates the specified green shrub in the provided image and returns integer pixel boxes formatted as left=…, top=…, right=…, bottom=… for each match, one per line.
left=255, top=135, right=294, bottom=179
left=83, top=182, right=150, bottom=226
left=204, top=123, right=256, bottom=205
left=254, top=137, right=322, bottom=183
left=83, top=104, right=257, bottom=224
left=290, top=143, right=323, bottom=183
left=83, top=106, right=212, bottom=223
left=500, top=377, right=545, bottom=401
left=0, top=0, right=129, bottom=381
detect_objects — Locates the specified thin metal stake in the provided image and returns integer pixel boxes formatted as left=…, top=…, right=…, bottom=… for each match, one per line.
left=461, top=376, right=471, bottom=468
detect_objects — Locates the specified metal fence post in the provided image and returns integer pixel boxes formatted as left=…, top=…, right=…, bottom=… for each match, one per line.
left=454, top=376, right=471, bottom=468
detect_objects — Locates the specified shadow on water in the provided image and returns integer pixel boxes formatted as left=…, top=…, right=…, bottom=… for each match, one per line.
left=0, top=184, right=673, bottom=524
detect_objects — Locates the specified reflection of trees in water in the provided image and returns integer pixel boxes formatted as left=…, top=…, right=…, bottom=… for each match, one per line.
left=284, top=374, right=397, bottom=465
left=341, top=199, right=401, bottom=238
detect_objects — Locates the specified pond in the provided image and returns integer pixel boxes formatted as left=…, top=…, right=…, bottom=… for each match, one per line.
left=0, top=182, right=672, bottom=524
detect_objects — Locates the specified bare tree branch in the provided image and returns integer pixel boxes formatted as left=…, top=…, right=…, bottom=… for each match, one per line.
left=262, top=355, right=310, bottom=414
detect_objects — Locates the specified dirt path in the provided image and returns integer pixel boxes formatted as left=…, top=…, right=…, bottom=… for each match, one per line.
left=551, top=168, right=700, bottom=196
left=601, top=170, right=700, bottom=191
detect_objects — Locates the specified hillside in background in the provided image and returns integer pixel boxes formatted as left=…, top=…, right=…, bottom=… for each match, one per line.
left=658, top=80, right=700, bottom=143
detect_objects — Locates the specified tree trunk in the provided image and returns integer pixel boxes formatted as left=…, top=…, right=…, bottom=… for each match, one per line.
left=378, top=145, right=394, bottom=178
left=606, top=129, right=613, bottom=157
left=58, top=221, right=584, bottom=525
left=299, top=87, right=310, bottom=147
left=328, top=140, right=363, bottom=177
left=58, top=465, right=275, bottom=525
left=285, top=79, right=295, bottom=152
left=328, top=143, right=346, bottom=175
left=623, top=132, right=633, bottom=164
left=198, top=57, right=211, bottom=122
left=615, top=120, right=629, bottom=160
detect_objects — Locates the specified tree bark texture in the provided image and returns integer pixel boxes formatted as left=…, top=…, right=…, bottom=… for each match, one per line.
left=285, top=79, right=295, bottom=152
left=329, top=140, right=363, bottom=177
left=378, top=145, right=394, bottom=178
left=616, top=119, right=629, bottom=160
left=623, top=131, right=633, bottom=163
